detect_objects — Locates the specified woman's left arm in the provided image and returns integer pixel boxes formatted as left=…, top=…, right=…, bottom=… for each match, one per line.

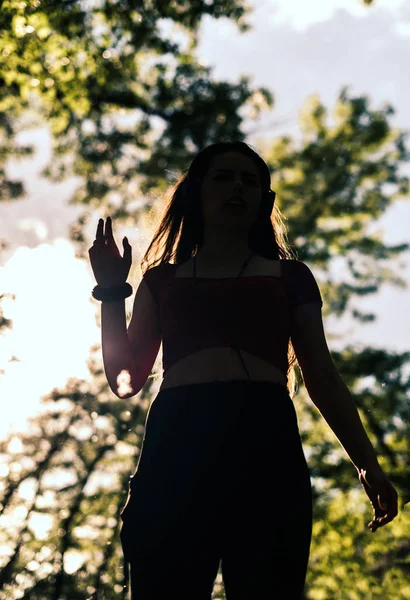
left=290, top=303, right=400, bottom=531
left=290, top=302, right=381, bottom=473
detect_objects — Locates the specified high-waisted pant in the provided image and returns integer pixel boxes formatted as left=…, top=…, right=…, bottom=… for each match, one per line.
left=120, top=380, right=313, bottom=599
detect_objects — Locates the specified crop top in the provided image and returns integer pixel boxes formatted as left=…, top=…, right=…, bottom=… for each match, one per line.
left=142, top=260, right=323, bottom=380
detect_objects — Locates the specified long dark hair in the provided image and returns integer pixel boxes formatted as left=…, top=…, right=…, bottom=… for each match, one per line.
left=140, top=141, right=300, bottom=398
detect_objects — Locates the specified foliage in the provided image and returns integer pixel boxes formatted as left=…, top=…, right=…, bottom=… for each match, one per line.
left=0, top=0, right=270, bottom=229
left=0, top=1, right=409, bottom=599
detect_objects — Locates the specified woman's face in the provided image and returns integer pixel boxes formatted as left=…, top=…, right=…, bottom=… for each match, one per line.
left=199, top=151, right=262, bottom=231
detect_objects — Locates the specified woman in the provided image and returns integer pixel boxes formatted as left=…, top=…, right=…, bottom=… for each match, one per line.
left=89, top=141, right=398, bottom=599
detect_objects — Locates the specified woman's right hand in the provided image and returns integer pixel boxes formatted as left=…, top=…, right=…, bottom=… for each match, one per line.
left=88, top=216, right=132, bottom=287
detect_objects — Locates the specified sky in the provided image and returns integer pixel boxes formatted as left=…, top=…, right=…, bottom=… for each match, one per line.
left=1, top=0, right=410, bottom=441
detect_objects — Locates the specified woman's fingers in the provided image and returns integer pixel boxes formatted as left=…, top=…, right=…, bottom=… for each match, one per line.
left=94, top=217, right=112, bottom=238
left=105, top=216, right=113, bottom=239
left=96, top=218, right=104, bottom=239
left=94, top=217, right=113, bottom=245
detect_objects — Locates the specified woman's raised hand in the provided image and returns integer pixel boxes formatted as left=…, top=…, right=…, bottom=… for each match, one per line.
left=88, top=216, right=132, bottom=287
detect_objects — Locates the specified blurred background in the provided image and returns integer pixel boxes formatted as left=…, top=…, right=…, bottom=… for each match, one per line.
left=1, top=0, right=409, bottom=598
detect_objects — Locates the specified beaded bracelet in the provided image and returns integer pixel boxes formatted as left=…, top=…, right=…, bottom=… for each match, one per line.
left=92, top=282, right=133, bottom=302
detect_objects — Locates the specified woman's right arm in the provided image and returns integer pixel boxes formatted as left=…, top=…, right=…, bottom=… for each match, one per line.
left=101, top=299, right=139, bottom=399
left=89, top=216, right=140, bottom=399
left=100, top=275, right=162, bottom=399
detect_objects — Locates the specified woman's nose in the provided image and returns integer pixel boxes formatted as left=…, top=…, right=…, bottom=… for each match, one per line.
left=232, top=178, right=245, bottom=190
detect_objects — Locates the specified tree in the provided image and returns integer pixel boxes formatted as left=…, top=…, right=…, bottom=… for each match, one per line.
left=0, top=0, right=270, bottom=223
left=0, top=2, right=409, bottom=599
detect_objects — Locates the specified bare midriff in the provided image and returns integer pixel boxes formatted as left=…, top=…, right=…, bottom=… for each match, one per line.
left=158, top=347, right=288, bottom=391
left=158, top=254, right=289, bottom=392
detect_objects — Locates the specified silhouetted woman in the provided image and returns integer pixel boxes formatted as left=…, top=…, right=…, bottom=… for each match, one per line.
left=89, top=141, right=398, bottom=599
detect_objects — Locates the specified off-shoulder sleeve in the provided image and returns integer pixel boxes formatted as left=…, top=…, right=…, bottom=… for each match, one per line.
left=283, top=260, right=323, bottom=308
